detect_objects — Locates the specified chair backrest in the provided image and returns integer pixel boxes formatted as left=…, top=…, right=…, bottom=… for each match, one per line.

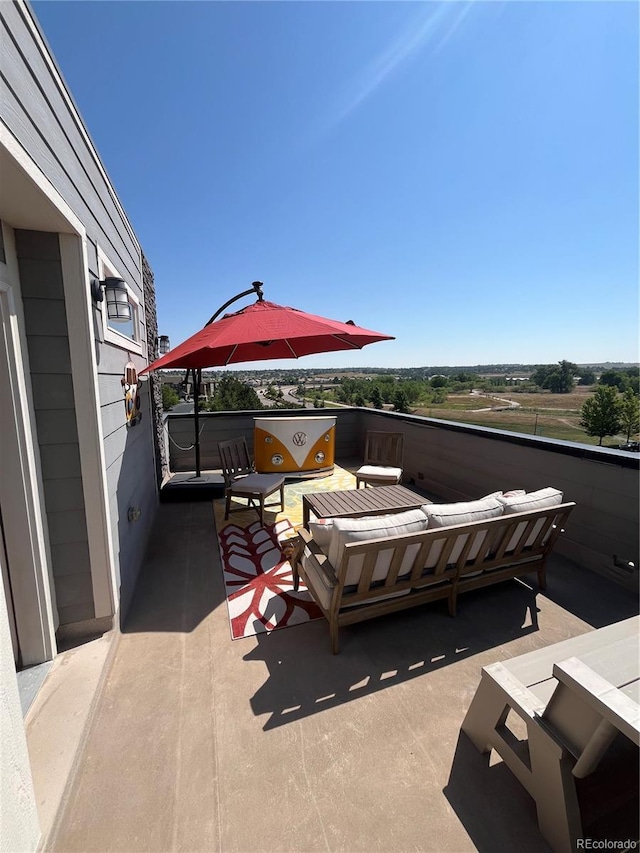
left=363, top=431, right=404, bottom=467
left=218, top=437, right=254, bottom=484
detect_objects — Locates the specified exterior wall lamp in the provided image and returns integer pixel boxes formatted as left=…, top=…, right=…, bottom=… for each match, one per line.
left=158, top=335, right=170, bottom=355
left=91, top=277, right=132, bottom=323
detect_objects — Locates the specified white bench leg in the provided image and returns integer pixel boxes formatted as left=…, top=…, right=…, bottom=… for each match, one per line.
left=529, top=723, right=582, bottom=853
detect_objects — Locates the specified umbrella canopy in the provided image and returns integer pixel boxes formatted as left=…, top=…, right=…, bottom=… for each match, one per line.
left=142, top=290, right=394, bottom=480
left=141, top=300, right=394, bottom=373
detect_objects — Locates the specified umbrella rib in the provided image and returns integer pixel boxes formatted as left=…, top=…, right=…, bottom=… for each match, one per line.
left=332, top=335, right=362, bottom=350
left=284, top=340, right=298, bottom=358
left=225, top=344, right=239, bottom=365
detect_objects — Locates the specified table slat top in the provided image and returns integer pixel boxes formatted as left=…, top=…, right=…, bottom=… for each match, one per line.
left=303, top=484, right=428, bottom=522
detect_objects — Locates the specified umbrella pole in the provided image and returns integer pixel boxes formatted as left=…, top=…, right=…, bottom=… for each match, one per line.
left=194, top=367, right=202, bottom=478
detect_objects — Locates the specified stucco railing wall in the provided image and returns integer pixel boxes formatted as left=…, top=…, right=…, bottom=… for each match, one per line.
left=357, top=410, right=640, bottom=591
left=165, top=408, right=361, bottom=474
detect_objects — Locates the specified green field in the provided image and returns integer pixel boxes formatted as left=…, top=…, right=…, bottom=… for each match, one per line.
left=413, top=389, right=631, bottom=448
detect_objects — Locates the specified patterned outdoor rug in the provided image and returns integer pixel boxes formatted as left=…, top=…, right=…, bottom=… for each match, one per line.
left=214, top=463, right=357, bottom=639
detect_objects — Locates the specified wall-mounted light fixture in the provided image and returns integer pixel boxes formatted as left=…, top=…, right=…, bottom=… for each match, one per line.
left=158, top=335, right=171, bottom=355
left=91, top=277, right=132, bottom=323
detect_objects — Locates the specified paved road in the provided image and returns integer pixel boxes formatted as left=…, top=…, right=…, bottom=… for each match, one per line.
left=167, top=386, right=311, bottom=413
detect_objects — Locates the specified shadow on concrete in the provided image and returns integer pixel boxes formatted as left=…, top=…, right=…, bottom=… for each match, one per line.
left=246, top=578, right=541, bottom=731
left=540, top=556, right=638, bottom=628
left=121, top=501, right=225, bottom=634
left=444, top=729, right=639, bottom=853
left=443, top=733, right=549, bottom=853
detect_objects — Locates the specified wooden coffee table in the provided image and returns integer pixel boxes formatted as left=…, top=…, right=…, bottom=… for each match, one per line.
left=302, top=484, right=429, bottom=528
left=291, top=484, right=430, bottom=590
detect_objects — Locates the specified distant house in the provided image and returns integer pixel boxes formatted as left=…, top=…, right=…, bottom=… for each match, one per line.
left=0, top=2, right=162, bottom=848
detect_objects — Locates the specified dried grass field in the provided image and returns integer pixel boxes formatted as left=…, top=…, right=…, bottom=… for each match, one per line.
left=413, top=387, right=627, bottom=447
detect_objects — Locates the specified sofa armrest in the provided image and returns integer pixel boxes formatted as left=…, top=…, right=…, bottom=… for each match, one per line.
left=299, top=527, right=339, bottom=587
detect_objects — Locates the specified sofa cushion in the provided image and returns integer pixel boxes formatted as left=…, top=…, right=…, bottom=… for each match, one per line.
left=308, top=518, right=334, bottom=553
left=499, top=487, right=564, bottom=550
left=422, top=497, right=504, bottom=528
left=421, top=497, right=504, bottom=568
left=328, top=509, right=429, bottom=587
left=356, top=465, right=402, bottom=483
left=498, top=487, right=563, bottom=513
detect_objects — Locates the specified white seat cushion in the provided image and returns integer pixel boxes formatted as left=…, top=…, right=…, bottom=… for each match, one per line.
left=356, top=465, right=402, bottom=482
left=230, top=473, right=284, bottom=496
left=301, top=546, right=411, bottom=609
left=328, top=509, right=429, bottom=586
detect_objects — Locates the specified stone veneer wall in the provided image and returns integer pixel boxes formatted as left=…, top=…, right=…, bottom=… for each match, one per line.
left=142, top=252, right=168, bottom=486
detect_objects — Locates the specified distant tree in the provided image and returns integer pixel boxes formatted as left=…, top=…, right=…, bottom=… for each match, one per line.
left=392, top=389, right=411, bottom=414
left=578, top=368, right=596, bottom=386
left=579, top=386, right=621, bottom=445
left=530, top=360, right=576, bottom=393
left=370, top=386, right=383, bottom=409
left=431, top=388, right=448, bottom=404
left=313, top=396, right=325, bottom=408
left=162, top=385, right=180, bottom=409
left=430, top=375, right=448, bottom=389
left=354, top=392, right=366, bottom=407
left=619, top=387, right=640, bottom=442
left=598, top=370, right=629, bottom=391
left=208, top=377, right=262, bottom=411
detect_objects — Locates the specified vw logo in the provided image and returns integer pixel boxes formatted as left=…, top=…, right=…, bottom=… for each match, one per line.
left=292, top=431, right=307, bottom=447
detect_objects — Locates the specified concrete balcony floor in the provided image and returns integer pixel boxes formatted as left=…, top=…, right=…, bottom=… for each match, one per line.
left=35, top=486, right=638, bottom=852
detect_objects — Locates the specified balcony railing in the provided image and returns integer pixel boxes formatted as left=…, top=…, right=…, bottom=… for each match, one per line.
left=164, top=407, right=640, bottom=591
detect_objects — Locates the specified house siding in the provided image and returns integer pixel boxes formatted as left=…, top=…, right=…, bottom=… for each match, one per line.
left=3, top=0, right=160, bottom=625
left=15, top=229, right=94, bottom=625
left=0, top=2, right=141, bottom=287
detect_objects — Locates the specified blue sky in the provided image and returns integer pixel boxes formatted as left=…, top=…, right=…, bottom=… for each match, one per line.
left=33, top=1, right=639, bottom=369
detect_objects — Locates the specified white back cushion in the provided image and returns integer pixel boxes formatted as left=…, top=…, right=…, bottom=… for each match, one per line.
left=421, top=497, right=505, bottom=568
left=423, top=497, right=504, bottom=528
left=308, top=518, right=334, bottom=553
left=328, top=509, right=429, bottom=587
left=498, top=487, right=564, bottom=549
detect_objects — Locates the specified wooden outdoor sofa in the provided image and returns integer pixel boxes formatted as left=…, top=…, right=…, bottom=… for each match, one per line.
left=297, top=489, right=576, bottom=653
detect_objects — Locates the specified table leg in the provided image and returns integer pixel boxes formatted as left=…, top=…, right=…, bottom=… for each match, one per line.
left=282, top=535, right=304, bottom=591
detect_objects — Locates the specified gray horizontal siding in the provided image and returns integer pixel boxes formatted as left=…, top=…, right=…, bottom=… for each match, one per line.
left=5, top=1, right=163, bottom=628
left=1, top=2, right=142, bottom=288
left=16, top=229, right=94, bottom=625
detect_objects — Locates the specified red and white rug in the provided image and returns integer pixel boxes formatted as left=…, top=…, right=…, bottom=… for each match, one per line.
left=218, top=518, right=322, bottom=640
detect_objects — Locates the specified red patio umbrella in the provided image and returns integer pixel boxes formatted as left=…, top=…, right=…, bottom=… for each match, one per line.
left=141, top=282, right=394, bottom=477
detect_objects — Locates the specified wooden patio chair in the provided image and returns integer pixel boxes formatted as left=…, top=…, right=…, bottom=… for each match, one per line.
left=355, top=431, right=404, bottom=488
left=218, top=437, right=285, bottom=525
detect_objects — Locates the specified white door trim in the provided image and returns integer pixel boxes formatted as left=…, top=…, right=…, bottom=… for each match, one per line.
left=59, top=234, right=117, bottom=617
left=0, top=238, right=57, bottom=665
left=1, top=123, right=119, bottom=624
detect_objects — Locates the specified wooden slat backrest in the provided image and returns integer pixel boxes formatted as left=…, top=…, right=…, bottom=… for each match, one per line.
left=334, top=503, right=576, bottom=598
left=218, top=437, right=253, bottom=483
left=363, top=431, right=404, bottom=467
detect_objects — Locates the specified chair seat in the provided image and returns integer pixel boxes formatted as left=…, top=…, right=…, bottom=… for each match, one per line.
left=356, top=465, right=402, bottom=482
left=230, top=472, right=285, bottom=496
